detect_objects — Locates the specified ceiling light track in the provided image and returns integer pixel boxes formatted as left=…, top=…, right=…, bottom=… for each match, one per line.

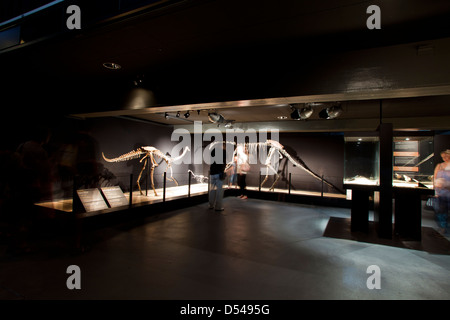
left=163, top=112, right=194, bottom=123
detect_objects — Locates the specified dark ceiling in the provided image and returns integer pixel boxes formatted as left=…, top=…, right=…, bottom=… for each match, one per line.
left=1, top=0, right=450, bottom=132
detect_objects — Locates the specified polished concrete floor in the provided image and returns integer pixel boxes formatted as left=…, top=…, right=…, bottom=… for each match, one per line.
left=0, top=196, right=449, bottom=300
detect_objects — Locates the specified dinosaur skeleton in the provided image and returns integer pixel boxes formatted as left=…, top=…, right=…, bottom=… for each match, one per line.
left=102, top=146, right=190, bottom=196
left=209, top=140, right=342, bottom=193
left=188, top=170, right=209, bottom=183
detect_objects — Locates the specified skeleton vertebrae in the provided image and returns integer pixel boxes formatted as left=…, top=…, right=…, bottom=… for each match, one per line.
left=102, top=146, right=190, bottom=196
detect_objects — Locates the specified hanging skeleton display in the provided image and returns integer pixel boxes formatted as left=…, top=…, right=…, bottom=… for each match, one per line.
left=188, top=170, right=209, bottom=183
left=209, top=140, right=343, bottom=193
left=102, top=146, right=190, bottom=196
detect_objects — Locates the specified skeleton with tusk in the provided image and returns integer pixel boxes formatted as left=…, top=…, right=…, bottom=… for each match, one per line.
left=102, top=146, right=190, bottom=196
left=209, top=139, right=342, bottom=193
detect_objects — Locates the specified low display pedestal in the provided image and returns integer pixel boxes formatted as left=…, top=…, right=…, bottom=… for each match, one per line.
left=345, top=184, right=378, bottom=233
left=394, top=187, right=434, bottom=241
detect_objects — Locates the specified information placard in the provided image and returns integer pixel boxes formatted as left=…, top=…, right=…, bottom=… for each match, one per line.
left=76, top=188, right=109, bottom=212
left=393, top=140, right=419, bottom=173
left=101, top=186, right=128, bottom=208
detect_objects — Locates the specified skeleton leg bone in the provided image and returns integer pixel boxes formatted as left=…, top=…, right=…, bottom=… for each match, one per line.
left=261, top=164, right=279, bottom=191
left=167, top=165, right=178, bottom=186
left=261, top=166, right=270, bottom=188
left=162, top=164, right=179, bottom=186
left=137, top=157, right=148, bottom=196
left=261, top=147, right=279, bottom=190
left=149, top=153, right=158, bottom=196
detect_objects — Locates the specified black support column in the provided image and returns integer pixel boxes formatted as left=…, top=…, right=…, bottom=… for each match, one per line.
left=374, top=123, right=393, bottom=239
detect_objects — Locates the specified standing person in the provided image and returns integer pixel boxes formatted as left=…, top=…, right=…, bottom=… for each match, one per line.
left=226, top=155, right=238, bottom=188
left=434, top=149, right=450, bottom=234
left=237, top=145, right=250, bottom=199
left=209, top=143, right=227, bottom=211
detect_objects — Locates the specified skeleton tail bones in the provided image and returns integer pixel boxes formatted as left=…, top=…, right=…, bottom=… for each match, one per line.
left=102, top=149, right=145, bottom=162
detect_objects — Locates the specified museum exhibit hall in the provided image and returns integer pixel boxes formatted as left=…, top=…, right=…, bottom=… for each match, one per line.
left=1, top=0, right=450, bottom=304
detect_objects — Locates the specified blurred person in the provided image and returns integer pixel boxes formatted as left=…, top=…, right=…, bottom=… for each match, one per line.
left=237, top=145, right=250, bottom=199
left=433, top=149, right=450, bottom=234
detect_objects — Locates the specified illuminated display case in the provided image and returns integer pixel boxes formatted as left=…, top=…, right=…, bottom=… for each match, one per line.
left=343, top=136, right=380, bottom=186
left=392, top=135, right=434, bottom=189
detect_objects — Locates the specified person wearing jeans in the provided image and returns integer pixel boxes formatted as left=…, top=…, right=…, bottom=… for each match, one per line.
left=209, top=173, right=224, bottom=211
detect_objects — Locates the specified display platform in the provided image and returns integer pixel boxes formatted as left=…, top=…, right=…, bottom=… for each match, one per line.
left=247, top=186, right=346, bottom=199
left=35, top=183, right=209, bottom=214
left=36, top=182, right=347, bottom=216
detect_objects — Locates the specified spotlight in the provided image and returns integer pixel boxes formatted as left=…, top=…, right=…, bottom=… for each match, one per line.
left=176, top=111, right=180, bottom=118
left=290, top=105, right=313, bottom=120
left=327, top=105, right=342, bottom=119
left=164, top=112, right=169, bottom=119
left=299, top=106, right=313, bottom=119
left=319, top=104, right=342, bottom=119
left=184, top=111, right=190, bottom=118
left=208, top=112, right=224, bottom=123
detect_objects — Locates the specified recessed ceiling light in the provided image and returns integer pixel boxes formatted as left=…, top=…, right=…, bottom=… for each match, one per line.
left=277, top=115, right=287, bottom=120
left=103, top=62, right=121, bottom=70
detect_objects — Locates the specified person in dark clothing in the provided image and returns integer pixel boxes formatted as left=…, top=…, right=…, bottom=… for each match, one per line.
left=209, top=143, right=227, bottom=211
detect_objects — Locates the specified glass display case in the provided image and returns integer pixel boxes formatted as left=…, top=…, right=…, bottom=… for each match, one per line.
left=392, top=135, right=434, bottom=189
left=343, top=136, right=380, bottom=186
